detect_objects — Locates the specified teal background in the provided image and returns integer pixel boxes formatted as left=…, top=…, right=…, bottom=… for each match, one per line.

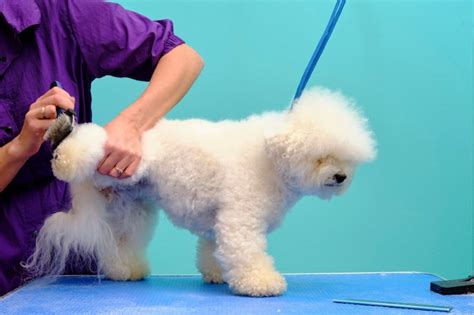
left=91, top=0, right=473, bottom=279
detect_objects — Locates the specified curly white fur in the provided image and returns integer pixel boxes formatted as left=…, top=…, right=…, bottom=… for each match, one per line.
left=26, top=87, right=376, bottom=296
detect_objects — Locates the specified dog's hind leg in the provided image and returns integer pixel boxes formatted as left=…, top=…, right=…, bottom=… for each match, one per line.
left=105, top=201, right=158, bottom=281
left=214, top=203, right=287, bottom=297
left=196, top=238, right=224, bottom=284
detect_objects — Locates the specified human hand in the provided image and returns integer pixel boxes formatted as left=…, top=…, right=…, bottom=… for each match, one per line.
left=97, top=115, right=142, bottom=179
left=12, top=87, right=75, bottom=159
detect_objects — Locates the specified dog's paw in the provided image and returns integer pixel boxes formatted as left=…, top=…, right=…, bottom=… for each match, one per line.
left=228, top=268, right=287, bottom=297
left=105, top=260, right=149, bottom=281
left=201, top=269, right=224, bottom=284
left=105, top=265, right=131, bottom=281
left=128, top=260, right=150, bottom=281
left=198, top=255, right=224, bottom=284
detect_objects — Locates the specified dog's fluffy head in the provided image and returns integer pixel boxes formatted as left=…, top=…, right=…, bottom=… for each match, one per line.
left=264, top=87, right=376, bottom=199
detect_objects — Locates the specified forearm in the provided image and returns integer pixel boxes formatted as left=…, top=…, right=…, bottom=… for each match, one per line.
left=117, top=44, right=204, bottom=132
left=98, top=44, right=203, bottom=178
left=0, top=139, right=31, bottom=192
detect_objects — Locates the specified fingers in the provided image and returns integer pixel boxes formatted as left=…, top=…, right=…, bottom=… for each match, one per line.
left=121, top=158, right=140, bottom=178
left=97, top=151, right=121, bottom=176
left=15, top=87, right=76, bottom=158
left=97, top=144, right=141, bottom=179
left=24, top=105, right=56, bottom=133
left=27, top=105, right=57, bottom=120
left=32, top=94, right=75, bottom=111
left=32, top=87, right=75, bottom=110
left=23, top=111, right=56, bottom=137
left=109, top=157, right=133, bottom=178
left=36, top=87, right=73, bottom=103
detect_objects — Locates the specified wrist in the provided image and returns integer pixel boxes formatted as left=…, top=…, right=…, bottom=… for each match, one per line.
left=114, top=111, right=142, bottom=134
left=118, top=99, right=163, bottom=134
left=7, top=136, right=35, bottom=161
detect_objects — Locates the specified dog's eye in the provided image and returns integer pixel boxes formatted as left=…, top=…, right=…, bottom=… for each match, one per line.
left=314, top=158, right=324, bottom=167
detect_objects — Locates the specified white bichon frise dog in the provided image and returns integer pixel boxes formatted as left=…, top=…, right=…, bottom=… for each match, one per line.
left=26, top=87, right=376, bottom=297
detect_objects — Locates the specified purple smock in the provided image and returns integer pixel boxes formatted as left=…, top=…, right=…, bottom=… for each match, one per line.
left=0, top=0, right=184, bottom=296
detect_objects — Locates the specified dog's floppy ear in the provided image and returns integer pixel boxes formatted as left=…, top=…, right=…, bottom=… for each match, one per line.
left=286, top=87, right=377, bottom=164
left=44, top=111, right=76, bottom=151
left=263, top=120, right=307, bottom=167
left=264, top=127, right=290, bottom=161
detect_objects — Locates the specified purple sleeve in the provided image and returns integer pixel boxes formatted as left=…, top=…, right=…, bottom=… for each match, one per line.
left=65, top=0, right=185, bottom=80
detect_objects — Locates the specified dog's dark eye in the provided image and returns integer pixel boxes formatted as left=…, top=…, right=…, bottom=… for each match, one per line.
left=314, top=158, right=324, bottom=167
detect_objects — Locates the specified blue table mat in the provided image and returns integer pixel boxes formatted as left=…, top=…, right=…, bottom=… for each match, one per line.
left=1, top=273, right=472, bottom=314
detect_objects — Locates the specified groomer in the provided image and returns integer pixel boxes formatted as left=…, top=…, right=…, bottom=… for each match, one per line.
left=0, top=0, right=203, bottom=295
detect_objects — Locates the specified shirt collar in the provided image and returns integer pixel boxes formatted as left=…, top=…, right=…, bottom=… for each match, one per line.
left=0, top=0, right=41, bottom=34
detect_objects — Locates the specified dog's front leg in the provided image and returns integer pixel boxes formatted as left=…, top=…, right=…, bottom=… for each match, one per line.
left=214, top=206, right=287, bottom=297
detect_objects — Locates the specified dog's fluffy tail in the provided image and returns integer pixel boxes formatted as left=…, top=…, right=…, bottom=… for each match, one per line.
left=23, top=183, right=119, bottom=278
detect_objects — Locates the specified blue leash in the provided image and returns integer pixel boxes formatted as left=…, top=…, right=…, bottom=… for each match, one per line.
left=291, top=0, right=346, bottom=107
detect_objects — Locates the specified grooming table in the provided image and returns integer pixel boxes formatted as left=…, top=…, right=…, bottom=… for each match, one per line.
left=0, top=273, right=471, bottom=314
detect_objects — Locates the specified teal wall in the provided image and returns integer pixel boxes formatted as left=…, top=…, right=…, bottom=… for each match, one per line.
left=91, top=0, right=473, bottom=279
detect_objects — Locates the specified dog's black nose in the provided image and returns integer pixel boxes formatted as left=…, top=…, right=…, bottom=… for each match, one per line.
left=334, top=173, right=347, bottom=184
